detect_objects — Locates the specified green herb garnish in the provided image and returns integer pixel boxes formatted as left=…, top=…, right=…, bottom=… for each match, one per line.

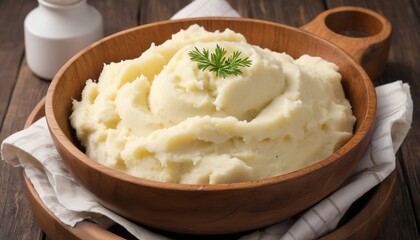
left=188, top=44, right=252, bottom=78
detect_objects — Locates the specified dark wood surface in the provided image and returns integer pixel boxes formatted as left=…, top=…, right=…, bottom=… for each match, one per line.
left=0, top=0, right=418, bottom=239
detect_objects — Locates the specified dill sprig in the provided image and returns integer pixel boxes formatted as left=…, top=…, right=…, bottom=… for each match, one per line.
left=188, top=44, right=252, bottom=78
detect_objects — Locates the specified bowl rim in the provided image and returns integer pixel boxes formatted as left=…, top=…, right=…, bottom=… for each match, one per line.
left=45, top=17, right=377, bottom=191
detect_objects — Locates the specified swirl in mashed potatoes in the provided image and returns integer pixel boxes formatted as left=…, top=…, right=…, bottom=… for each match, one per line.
left=70, top=24, right=356, bottom=184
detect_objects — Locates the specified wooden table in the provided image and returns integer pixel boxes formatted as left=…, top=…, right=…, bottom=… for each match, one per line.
left=1, top=0, right=418, bottom=239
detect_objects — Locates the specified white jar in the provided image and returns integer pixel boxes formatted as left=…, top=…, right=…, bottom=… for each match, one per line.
left=24, top=0, right=103, bottom=80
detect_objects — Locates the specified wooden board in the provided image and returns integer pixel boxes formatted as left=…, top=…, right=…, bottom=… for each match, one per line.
left=1, top=0, right=418, bottom=239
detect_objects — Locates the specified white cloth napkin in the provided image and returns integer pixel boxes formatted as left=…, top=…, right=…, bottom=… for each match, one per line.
left=170, top=0, right=240, bottom=19
left=1, top=1, right=414, bottom=239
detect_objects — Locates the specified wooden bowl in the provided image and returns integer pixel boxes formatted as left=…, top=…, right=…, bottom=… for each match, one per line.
left=45, top=7, right=389, bottom=235
left=25, top=98, right=396, bottom=240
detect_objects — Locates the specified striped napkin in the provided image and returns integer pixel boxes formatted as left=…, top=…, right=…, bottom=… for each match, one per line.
left=1, top=1, right=413, bottom=239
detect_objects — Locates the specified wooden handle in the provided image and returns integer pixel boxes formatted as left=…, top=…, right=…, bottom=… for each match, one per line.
left=301, top=6, right=392, bottom=80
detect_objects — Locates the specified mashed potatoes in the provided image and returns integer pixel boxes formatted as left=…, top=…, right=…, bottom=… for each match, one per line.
left=70, top=24, right=356, bottom=184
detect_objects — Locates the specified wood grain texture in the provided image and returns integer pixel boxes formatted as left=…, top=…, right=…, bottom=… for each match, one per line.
left=0, top=60, right=49, bottom=240
left=0, top=0, right=418, bottom=239
left=0, top=0, right=142, bottom=239
left=0, top=0, right=36, bottom=128
left=327, top=0, right=420, bottom=235
left=376, top=162, right=419, bottom=239
left=89, top=0, right=140, bottom=36
left=139, top=0, right=192, bottom=23
left=0, top=0, right=44, bottom=239
left=228, top=0, right=325, bottom=26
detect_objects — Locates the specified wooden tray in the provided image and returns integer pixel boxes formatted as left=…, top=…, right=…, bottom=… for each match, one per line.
left=23, top=98, right=396, bottom=239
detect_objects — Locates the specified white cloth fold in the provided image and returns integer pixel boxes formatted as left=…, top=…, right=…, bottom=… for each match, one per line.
left=170, top=0, right=240, bottom=19
left=1, top=1, right=414, bottom=239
